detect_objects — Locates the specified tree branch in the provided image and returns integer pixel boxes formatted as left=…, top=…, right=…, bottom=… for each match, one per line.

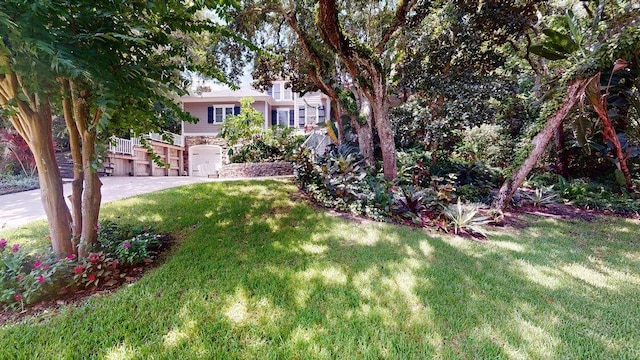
left=375, top=0, right=416, bottom=54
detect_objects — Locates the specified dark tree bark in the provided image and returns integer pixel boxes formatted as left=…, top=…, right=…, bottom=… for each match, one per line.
left=493, top=80, right=587, bottom=210
left=553, top=126, right=568, bottom=177
left=317, top=0, right=402, bottom=179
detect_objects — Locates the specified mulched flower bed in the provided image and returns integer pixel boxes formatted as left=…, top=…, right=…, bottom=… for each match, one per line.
left=0, top=235, right=177, bottom=325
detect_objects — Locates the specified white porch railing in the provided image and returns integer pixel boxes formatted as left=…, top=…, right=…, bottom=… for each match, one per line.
left=109, top=132, right=184, bottom=155
left=109, top=137, right=134, bottom=155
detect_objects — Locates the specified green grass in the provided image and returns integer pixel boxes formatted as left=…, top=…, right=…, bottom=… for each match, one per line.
left=1, top=179, right=640, bottom=359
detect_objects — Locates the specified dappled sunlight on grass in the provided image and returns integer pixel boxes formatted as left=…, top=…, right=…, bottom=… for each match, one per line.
left=561, top=263, right=615, bottom=289
left=299, top=242, right=328, bottom=254
left=418, top=239, right=435, bottom=259
left=298, top=266, right=348, bottom=285
left=514, top=259, right=563, bottom=289
left=105, top=342, right=140, bottom=360
left=163, top=319, right=196, bottom=348
left=0, top=221, right=49, bottom=251
left=490, top=239, right=526, bottom=252
left=2, top=179, right=639, bottom=358
left=224, top=288, right=250, bottom=324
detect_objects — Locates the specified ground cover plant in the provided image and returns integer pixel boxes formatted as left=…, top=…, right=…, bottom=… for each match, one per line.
left=0, top=173, right=39, bottom=195
left=1, top=221, right=167, bottom=311
left=1, top=179, right=638, bottom=358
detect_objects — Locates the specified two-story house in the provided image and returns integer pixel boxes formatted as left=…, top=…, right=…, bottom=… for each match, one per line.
left=178, top=80, right=331, bottom=177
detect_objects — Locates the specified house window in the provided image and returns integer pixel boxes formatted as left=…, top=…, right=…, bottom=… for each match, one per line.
left=307, top=105, right=318, bottom=124
left=284, top=86, right=292, bottom=100
left=208, top=105, right=235, bottom=123
left=277, top=109, right=290, bottom=127
left=318, top=105, right=326, bottom=122
left=272, top=83, right=281, bottom=100
left=299, top=104, right=322, bottom=126
left=299, top=106, right=305, bottom=127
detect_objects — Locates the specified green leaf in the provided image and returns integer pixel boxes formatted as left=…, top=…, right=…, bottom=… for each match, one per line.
left=541, top=28, right=579, bottom=54
left=614, top=169, right=626, bottom=186
left=566, top=9, right=583, bottom=47
left=529, top=44, right=569, bottom=60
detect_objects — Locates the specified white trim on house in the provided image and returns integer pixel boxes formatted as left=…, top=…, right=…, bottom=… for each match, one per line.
left=183, top=132, right=219, bottom=136
left=211, top=104, right=235, bottom=124
left=263, top=101, right=269, bottom=129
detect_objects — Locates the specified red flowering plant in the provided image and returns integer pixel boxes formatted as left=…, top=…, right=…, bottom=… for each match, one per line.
left=72, top=252, right=122, bottom=288
left=0, top=239, right=74, bottom=309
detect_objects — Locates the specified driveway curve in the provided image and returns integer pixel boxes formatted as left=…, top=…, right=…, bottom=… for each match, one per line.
left=0, top=176, right=221, bottom=230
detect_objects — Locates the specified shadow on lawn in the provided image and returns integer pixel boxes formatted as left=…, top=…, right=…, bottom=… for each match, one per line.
left=2, top=179, right=639, bottom=359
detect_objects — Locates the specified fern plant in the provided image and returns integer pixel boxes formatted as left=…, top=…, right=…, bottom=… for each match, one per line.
left=443, top=199, right=491, bottom=237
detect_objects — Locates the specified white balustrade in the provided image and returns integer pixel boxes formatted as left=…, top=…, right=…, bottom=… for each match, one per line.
left=108, top=132, right=184, bottom=155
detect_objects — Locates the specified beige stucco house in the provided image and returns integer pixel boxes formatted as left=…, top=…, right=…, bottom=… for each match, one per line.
left=178, top=80, right=332, bottom=177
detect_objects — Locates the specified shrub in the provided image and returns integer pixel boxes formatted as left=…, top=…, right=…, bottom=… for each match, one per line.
left=520, top=186, right=559, bottom=207
left=454, top=124, right=511, bottom=167
left=392, top=186, right=429, bottom=225
left=294, top=142, right=393, bottom=220
left=98, top=220, right=163, bottom=265
left=1, top=240, right=74, bottom=309
left=0, top=173, right=40, bottom=195
left=555, top=178, right=640, bottom=213
left=230, top=127, right=304, bottom=163
left=0, top=128, right=38, bottom=176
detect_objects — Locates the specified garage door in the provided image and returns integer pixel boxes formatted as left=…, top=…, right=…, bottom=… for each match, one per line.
left=189, top=145, right=222, bottom=177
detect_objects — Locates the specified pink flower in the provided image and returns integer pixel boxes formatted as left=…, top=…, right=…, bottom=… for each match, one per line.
left=14, top=294, right=22, bottom=302
left=123, top=242, right=131, bottom=249
left=0, top=238, right=7, bottom=250
left=95, top=224, right=100, bottom=231
left=87, top=274, right=96, bottom=282
left=11, top=243, right=20, bottom=253
left=66, top=253, right=76, bottom=260
left=16, top=274, right=24, bottom=281
left=34, top=260, right=42, bottom=268
left=38, top=275, right=45, bottom=283
left=89, top=253, right=99, bottom=263
left=74, top=266, right=84, bottom=274
left=42, top=264, right=50, bottom=270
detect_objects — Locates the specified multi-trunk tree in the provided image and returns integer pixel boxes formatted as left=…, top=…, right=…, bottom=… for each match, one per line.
left=0, top=1, right=238, bottom=257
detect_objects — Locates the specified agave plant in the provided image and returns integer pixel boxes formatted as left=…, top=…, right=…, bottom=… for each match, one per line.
left=522, top=186, right=559, bottom=207
left=443, top=199, right=491, bottom=237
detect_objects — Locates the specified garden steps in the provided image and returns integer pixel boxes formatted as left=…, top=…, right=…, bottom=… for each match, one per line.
left=55, top=152, right=74, bottom=179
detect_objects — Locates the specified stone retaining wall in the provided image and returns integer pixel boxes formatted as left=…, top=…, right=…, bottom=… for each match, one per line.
left=218, top=161, right=293, bottom=178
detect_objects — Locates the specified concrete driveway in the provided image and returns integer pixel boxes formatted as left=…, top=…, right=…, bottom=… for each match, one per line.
left=0, top=176, right=218, bottom=231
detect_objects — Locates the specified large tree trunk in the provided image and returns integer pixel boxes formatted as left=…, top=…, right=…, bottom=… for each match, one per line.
left=1, top=68, right=73, bottom=256
left=78, top=131, right=102, bottom=257
left=493, top=80, right=586, bottom=210
left=24, top=106, right=74, bottom=255
left=354, top=92, right=375, bottom=166
left=70, top=84, right=103, bottom=257
left=371, top=94, right=397, bottom=180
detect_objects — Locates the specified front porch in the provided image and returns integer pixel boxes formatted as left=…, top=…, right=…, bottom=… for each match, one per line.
left=106, top=133, right=185, bottom=176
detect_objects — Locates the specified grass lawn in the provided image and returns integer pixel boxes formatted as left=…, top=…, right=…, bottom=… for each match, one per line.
left=1, top=179, right=639, bottom=359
